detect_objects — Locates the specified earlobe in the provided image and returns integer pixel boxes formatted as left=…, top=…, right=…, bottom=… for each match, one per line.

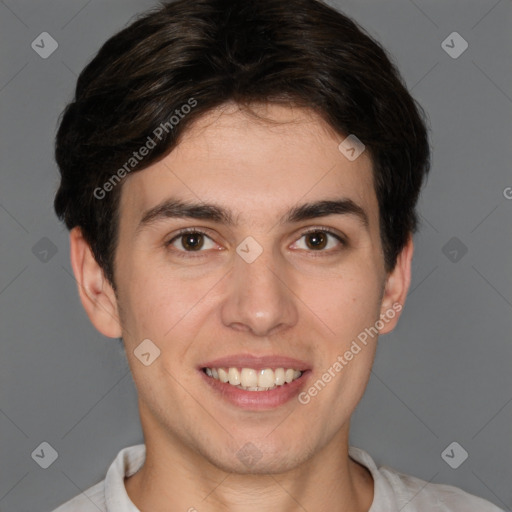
left=378, top=235, right=414, bottom=335
left=69, top=227, right=122, bottom=338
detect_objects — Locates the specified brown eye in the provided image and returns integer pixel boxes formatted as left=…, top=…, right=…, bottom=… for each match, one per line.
left=166, top=230, right=217, bottom=254
left=181, top=233, right=204, bottom=251
left=290, top=229, right=345, bottom=253
left=305, top=231, right=328, bottom=250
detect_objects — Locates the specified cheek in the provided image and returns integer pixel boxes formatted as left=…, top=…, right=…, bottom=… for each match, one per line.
left=302, top=278, right=381, bottom=417
left=117, top=262, right=219, bottom=351
left=118, top=271, right=208, bottom=402
left=300, top=266, right=383, bottom=341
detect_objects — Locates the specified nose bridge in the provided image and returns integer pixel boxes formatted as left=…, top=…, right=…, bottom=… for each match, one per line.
left=220, top=242, right=298, bottom=336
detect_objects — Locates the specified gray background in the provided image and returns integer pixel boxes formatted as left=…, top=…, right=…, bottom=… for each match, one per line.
left=0, top=0, right=511, bottom=510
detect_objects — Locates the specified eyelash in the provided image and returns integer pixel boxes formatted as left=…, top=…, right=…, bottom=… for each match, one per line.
left=165, top=227, right=347, bottom=258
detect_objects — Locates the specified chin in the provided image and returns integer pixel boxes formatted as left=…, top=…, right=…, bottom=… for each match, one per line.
left=194, top=432, right=318, bottom=476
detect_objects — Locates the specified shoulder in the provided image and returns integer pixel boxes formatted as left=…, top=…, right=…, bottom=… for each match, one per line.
left=349, top=446, right=504, bottom=512
left=51, top=480, right=106, bottom=512
left=379, top=465, right=504, bottom=511
left=51, top=443, right=145, bottom=512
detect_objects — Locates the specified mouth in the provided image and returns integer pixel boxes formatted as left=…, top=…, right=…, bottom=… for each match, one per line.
left=202, top=367, right=303, bottom=391
left=199, top=355, right=311, bottom=410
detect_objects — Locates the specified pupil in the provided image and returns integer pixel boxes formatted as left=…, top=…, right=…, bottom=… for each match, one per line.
left=307, top=232, right=327, bottom=250
left=183, top=233, right=203, bottom=251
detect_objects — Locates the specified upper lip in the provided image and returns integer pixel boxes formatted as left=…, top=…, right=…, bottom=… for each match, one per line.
left=200, top=354, right=311, bottom=371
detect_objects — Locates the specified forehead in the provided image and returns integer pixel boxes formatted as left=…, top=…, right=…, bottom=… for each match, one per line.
left=118, top=103, right=378, bottom=230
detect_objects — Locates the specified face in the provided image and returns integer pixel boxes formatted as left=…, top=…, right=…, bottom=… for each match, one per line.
left=75, top=103, right=411, bottom=474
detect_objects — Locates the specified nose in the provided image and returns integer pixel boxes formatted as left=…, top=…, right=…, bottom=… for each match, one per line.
left=220, top=247, right=299, bottom=337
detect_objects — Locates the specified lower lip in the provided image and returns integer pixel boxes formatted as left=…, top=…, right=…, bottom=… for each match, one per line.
left=200, top=370, right=310, bottom=410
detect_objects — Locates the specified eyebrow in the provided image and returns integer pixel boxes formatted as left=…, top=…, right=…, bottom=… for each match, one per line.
left=137, top=197, right=369, bottom=232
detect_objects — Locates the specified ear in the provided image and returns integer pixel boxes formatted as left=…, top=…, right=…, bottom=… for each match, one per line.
left=378, top=235, right=414, bottom=335
left=69, top=227, right=122, bottom=338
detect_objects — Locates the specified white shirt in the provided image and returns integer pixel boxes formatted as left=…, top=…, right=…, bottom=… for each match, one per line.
left=53, top=444, right=504, bottom=511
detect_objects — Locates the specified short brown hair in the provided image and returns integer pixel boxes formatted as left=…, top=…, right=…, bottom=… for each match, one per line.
left=54, top=0, right=430, bottom=286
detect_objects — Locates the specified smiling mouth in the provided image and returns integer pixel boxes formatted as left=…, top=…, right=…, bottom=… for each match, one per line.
left=203, top=367, right=304, bottom=391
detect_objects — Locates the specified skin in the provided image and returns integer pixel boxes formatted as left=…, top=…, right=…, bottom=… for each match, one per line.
left=70, top=103, right=413, bottom=512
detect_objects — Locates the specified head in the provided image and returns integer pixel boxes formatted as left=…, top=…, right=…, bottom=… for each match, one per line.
left=54, top=0, right=430, bottom=473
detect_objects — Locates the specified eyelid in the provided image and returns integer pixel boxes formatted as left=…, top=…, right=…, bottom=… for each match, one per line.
left=165, top=227, right=217, bottom=248
left=165, top=226, right=347, bottom=257
left=298, top=226, right=346, bottom=242
left=290, top=226, right=347, bottom=251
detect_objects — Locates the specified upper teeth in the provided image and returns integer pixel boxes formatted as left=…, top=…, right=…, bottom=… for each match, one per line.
left=205, top=367, right=302, bottom=391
